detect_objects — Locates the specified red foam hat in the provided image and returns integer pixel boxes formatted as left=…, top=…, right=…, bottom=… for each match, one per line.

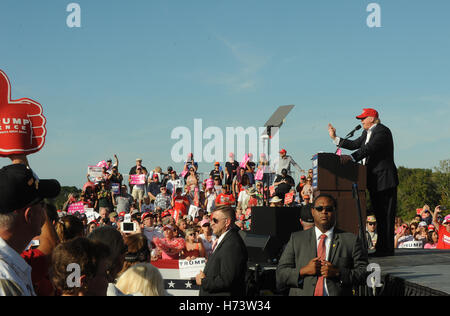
left=356, top=108, right=379, bottom=120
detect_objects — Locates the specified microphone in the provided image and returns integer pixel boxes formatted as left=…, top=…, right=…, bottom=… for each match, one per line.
left=345, top=125, right=361, bottom=138
left=335, top=125, right=361, bottom=155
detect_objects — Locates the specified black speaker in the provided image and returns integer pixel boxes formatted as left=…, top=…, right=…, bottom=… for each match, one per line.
left=239, top=231, right=283, bottom=264
left=250, top=206, right=302, bottom=245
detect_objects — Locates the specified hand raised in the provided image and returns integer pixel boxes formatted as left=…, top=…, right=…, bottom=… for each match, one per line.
left=0, top=70, right=47, bottom=157
left=328, top=123, right=336, bottom=140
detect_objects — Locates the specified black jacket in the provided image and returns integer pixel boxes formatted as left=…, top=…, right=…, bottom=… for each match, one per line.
left=339, top=123, right=398, bottom=192
left=199, top=226, right=248, bottom=296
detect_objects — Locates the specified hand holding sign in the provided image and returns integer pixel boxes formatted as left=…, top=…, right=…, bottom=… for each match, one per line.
left=0, top=70, right=47, bottom=157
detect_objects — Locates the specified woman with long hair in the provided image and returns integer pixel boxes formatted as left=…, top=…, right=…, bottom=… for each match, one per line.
left=181, top=228, right=205, bottom=261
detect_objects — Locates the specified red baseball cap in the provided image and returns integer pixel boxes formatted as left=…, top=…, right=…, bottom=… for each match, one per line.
left=118, top=211, right=126, bottom=217
left=356, top=108, right=379, bottom=120
left=141, top=212, right=152, bottom=221
left=279, top=149, right=287, bottom=154
left=428, top=225, right=435, bottom=231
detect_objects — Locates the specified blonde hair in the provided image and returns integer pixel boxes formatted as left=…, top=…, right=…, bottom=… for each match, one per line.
left=116, top=263, right=165, bottom=296
left=184, top=228, right=195, bottom=241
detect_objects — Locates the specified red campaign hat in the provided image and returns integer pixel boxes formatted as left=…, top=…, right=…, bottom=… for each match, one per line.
left=279, top=149, right=287, bottom=154
left=416, top=208, right=423, bottom=215
left=141, top=212, right=151, bottom=221
left=428, top=225, right=435, bottom=231
left=161, top=210, right=171, bottom=218
left=356, top=108, right=379, bottom=119
left=118, top=211, right=126, bottom=217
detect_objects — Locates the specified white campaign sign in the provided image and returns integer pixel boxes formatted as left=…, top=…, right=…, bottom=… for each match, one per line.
left=400, top=240, right=423, bottom=249
left=188, top=205, right=201, bottom=220
left=178, top=258, right=206, bottom=279
left=85, top=210, right=100, bottom=224
left=88, top=166, right=103, bottom=179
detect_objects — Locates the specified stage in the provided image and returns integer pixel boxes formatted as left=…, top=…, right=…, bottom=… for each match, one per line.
left=366, top=249, right=450, bottom=296
left=247, top=249, right=450, bottom=296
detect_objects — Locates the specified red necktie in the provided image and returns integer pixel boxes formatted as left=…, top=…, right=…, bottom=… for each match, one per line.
left=314, top=234, right=327, bottom=296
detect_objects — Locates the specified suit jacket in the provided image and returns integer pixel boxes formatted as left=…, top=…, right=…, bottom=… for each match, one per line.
left=199, top=226, right=248, bottom=296
left=276, top=228, right=368, bottom=296
left=339, top=123, right=398, bottom=192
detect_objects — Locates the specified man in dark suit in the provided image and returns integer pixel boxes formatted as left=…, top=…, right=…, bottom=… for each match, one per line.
left=195, top=205, right=248, bottom=296
left=328, top=108, right=399, bottom=256
left=276, top=194, right=368, bottom=296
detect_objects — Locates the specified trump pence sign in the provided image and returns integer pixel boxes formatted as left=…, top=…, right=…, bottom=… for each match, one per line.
left=0, top=70, right=46, bottom=156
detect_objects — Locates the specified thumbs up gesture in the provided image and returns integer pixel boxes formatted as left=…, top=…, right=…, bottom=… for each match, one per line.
left=0, top=70, right=46, bottom=157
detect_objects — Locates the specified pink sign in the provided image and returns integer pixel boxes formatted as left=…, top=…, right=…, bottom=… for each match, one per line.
left=68, top=202, right=85, bottom=214
left=130, top=174, right=146, bottom=185
left=240, top=154, right=249, bottom=168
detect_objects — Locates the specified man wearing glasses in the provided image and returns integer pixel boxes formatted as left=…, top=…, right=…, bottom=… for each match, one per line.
left=154, top=185, right=171, bottom=212
left=366, top=215, right=378, bottom=251
left=276, top=194, right=368, bottom=296
left=0, top=164, right=61, bottom=296
left=195, top=205, right=248, bottom=296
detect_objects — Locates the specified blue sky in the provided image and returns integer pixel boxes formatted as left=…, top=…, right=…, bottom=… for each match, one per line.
left=1, top=0, right=449, bottom=188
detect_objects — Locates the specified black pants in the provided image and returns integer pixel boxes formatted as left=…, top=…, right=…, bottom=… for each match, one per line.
left=369, top=187, right=397, bottom=254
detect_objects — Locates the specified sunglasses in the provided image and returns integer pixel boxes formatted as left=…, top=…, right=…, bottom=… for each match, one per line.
left=212, top=217, right=225, bottom=224
left=313, top=206, right=335, bottom=213
left=368, top=222, right=376, bottom=226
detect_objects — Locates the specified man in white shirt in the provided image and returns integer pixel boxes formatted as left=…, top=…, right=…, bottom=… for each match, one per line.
left=0, top=164, right=61, bottom=296
left=276, top=194, right=368, bottom=296
left=328, top=108, right=398, bottom=257
left=272, top=149, right=304, bottom=177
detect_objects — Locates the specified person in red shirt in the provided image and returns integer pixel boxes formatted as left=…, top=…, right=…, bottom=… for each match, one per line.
left=432, top=206, right=450, bottom=249
left=21, top=203, right=60, bottom=296
left=215, top=184, right=236, bottom=206
left=172, top=187, right=190, bottom=217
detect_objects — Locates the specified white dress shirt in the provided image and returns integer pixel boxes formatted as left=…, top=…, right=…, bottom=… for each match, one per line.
left=212, top=229, right=230, bottom=254
left=0, top=237, right=35, bottom=296
left=314, top=226, right=335, bottom=296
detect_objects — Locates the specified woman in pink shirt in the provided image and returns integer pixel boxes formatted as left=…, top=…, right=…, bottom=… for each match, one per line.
left=424, top=229, right=439, bottom=249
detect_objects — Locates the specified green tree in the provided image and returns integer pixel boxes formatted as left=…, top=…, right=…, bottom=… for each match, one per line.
left=433, top=159, right=450, bottom=209
left=48, top=186, right=81, bottom=210
left=397, top=167, right=440, bottom=221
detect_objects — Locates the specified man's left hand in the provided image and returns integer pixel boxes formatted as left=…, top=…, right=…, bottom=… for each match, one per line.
left=195, top=271, right=205, bottom=285
left=340, top=155, right=353, bottom=164
left=320, top=261, right=340, bottom=279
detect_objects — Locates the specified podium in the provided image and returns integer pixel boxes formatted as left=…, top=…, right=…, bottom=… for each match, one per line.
left=312, top=153, right=367, bottom=235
